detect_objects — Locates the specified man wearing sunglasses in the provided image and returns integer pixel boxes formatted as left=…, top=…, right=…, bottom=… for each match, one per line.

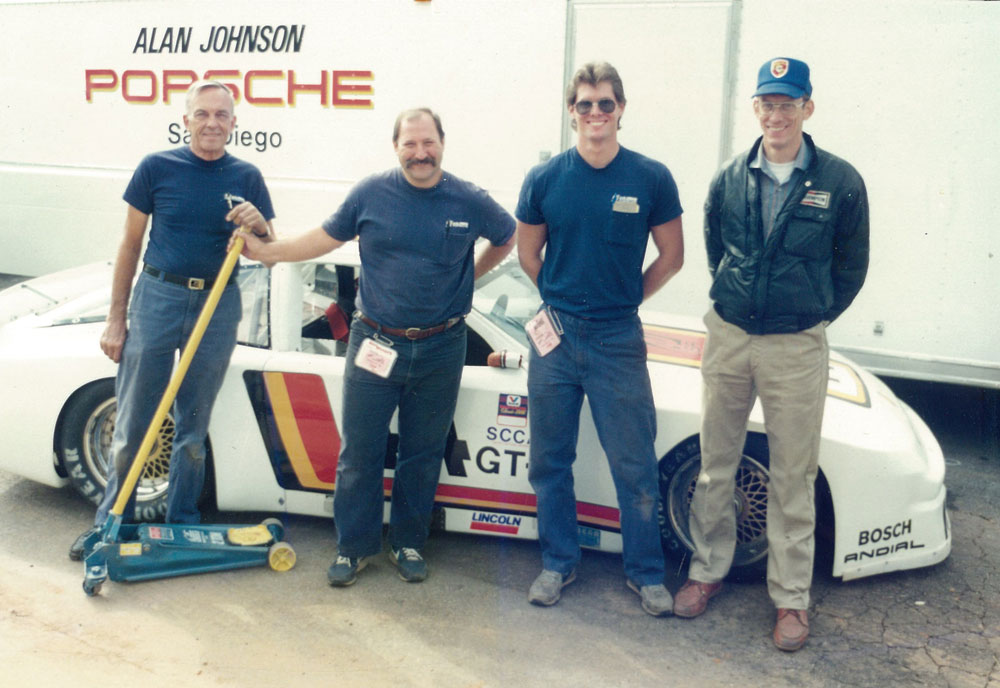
left=516, top=62, right=684, bottom=616
left=675, top=57, right=869, bottom=651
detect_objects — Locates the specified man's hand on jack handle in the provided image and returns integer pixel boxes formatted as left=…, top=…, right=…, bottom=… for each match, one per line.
left=225, top=201, right=269, bottom=238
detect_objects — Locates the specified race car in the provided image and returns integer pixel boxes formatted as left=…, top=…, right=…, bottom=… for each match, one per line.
left=0, top=246, right=951, bottom=581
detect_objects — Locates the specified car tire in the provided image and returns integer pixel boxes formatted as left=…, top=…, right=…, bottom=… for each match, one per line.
left=58, top=378, right=171, bottom=522
left=657, top=433, right=770, bottom=582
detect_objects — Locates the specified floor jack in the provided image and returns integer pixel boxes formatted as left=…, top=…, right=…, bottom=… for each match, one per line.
left=82, top=210, right=296, bottom=596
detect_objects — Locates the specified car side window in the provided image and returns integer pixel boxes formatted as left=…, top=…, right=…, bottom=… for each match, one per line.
left=236, top=263, right=270, bottom=348
left=300, top=263, right=356, bottom=357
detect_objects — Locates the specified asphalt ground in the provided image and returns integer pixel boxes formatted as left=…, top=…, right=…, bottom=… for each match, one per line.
left=1, top=271, right=998, bottom=687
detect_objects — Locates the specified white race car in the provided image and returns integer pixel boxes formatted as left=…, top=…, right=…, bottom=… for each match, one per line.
left=0, top=247, right=950, bottom=581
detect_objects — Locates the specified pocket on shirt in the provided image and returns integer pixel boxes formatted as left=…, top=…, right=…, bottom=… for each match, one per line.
left=438, top=222, right=474, bottom=266
left=605, top=210, right=647, bottom=248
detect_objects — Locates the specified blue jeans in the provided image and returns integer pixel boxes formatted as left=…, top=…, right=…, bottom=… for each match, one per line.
left=95, top=271, right=240, bottom=525
left=333, top=316, right=467, bottom=557
left=527, top=308, right=665, bottom=585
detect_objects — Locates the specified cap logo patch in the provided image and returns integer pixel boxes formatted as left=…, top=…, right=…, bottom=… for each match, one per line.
left=770, top=59, right=789, bottom=79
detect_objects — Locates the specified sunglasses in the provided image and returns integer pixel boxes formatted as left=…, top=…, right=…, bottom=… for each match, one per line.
left=574, top=98, right=617, bottom=115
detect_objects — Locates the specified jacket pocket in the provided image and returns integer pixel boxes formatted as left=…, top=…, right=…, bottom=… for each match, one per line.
left=783, top=206, right=833, bottom=259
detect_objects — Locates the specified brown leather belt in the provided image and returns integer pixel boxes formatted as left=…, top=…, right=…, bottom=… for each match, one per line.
left=359, top=314, right=461, bottom=340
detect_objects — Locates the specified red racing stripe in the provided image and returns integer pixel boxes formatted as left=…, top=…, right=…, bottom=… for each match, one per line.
left=281, top=373, right=340, bottom=484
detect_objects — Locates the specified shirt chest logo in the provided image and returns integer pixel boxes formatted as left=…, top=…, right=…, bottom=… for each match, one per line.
left=611, top=194, right=640, bottom=214
left=801, top=190, right=831, bottom=209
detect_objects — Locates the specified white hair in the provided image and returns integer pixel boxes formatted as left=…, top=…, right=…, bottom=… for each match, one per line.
left=185, top=80, right=235, bottom=115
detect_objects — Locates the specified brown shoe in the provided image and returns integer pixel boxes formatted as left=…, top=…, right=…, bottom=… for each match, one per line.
left=672, top=579, right=723, bottom=618
left=773, top=608, right=809, bottom=651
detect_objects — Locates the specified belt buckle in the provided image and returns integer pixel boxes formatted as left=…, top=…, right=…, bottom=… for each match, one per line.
left=187, top=277, right=205, bottom=290
left=404, top=327, right=421, bottom=340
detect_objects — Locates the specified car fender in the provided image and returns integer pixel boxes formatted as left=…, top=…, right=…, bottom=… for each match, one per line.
left=0, top=318, right=115, bottom=486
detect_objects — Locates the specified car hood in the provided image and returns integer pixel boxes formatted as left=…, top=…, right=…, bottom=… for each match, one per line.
left=0, top=261, right=112, bottom=328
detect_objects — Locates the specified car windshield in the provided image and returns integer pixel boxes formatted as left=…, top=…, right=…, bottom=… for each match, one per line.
left=471, top=259, right=540, bottom=347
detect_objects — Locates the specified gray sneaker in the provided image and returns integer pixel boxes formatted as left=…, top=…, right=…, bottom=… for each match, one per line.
left=389, top=547, right=428, bottom=582
left=627, top=580, right=674, bottom=617
left=528, top=569, right=577, bottom=606
left=327, top=555, right=368, bottom=586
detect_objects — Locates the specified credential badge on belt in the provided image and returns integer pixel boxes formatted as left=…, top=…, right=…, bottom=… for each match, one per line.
left=355, top=336, right=398, bottom=378
left=525, top=305, right=563, bottom=357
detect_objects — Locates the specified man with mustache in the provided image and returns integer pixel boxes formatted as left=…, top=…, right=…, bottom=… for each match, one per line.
left=238, top=108, right=516, bottom=586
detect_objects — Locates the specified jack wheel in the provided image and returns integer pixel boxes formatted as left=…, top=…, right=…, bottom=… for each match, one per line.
left=261, top=517, right=284, bottom=542
left=82, top=580, right=103, bottom=597
left=268, top=541, right=296, bottom=572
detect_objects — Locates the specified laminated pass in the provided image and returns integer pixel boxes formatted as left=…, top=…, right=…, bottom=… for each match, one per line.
left=355, top=336, right=398, bottom=378
left=525, top=307, right=563, bottom=357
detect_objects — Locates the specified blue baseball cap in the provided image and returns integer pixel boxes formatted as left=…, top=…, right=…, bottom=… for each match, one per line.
left=752, top=57, right=812, bottom=99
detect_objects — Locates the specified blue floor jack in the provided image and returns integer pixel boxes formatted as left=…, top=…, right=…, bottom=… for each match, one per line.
left=82, top=212, right=296, bottom=596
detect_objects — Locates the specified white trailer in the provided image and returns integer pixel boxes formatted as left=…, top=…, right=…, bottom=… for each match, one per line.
left=1, top=0, right=998, bottom=394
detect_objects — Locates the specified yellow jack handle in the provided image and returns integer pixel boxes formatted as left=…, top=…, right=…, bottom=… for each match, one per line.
left=110, top=229, right=249, bottom=517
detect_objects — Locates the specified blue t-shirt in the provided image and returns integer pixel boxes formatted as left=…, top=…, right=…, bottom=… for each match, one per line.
left=516, top=146, right=682, bottom=319
left=124, top=147, right=275, bottom=279
left=322, top=168, right=515, bottom=328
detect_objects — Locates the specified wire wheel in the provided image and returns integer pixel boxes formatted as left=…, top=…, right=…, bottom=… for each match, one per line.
left=59, top=379, right=172, bottom=521
left=658, top=434, right=771, bottom=580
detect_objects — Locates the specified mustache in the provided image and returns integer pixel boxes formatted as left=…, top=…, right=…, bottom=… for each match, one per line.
left=405, top=156, right=437, bottom=168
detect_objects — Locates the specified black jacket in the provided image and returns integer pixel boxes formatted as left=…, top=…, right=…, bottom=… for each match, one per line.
left=705, top=133, right=869, bottom=335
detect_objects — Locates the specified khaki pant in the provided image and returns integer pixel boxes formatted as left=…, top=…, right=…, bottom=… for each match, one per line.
left=688, top=307, right=829, bottom=609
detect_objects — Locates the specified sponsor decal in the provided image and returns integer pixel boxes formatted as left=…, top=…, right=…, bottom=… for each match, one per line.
left=844, top=519, right=925, bottom=564
left=475, top=446, right=528, bottom=476
left=446, top=220, right=470, bottom=229
left=446, top=433, right=528, bottom=477
left=209, top=531, right=226, bottom=546
left=644, top=325, right=705, bottom=367
left=844, top=540, right=925, bottom=564
left=801, top=190, right=831, bottom=209
left=577, top=525, right=601, bottom=548
left=469, top=512, right=522, bottom=535
left=770, top=59, right=789, bottom=78
left=486, top=426, right=529, bottom=445
left=147, top=526, right=174, bottom=541
left=431, top=483, right=622, bottom=534
left=497, top=394, right=528, bottom=427
left=183, top=529, right=207, bottom=544
left=119, top=543, right=143, bottom=557
left=858, top=519, right=912, bottom=546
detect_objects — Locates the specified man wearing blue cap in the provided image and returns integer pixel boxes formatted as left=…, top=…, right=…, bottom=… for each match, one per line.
left=673, top=57, right=869, bottom=651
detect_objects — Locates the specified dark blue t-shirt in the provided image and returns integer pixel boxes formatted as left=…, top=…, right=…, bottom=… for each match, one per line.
left=124, top=147, right=275, bottom=279
left=516, top=146, right=682, bottom=319
left=322, top=168, right=514, bottom=328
